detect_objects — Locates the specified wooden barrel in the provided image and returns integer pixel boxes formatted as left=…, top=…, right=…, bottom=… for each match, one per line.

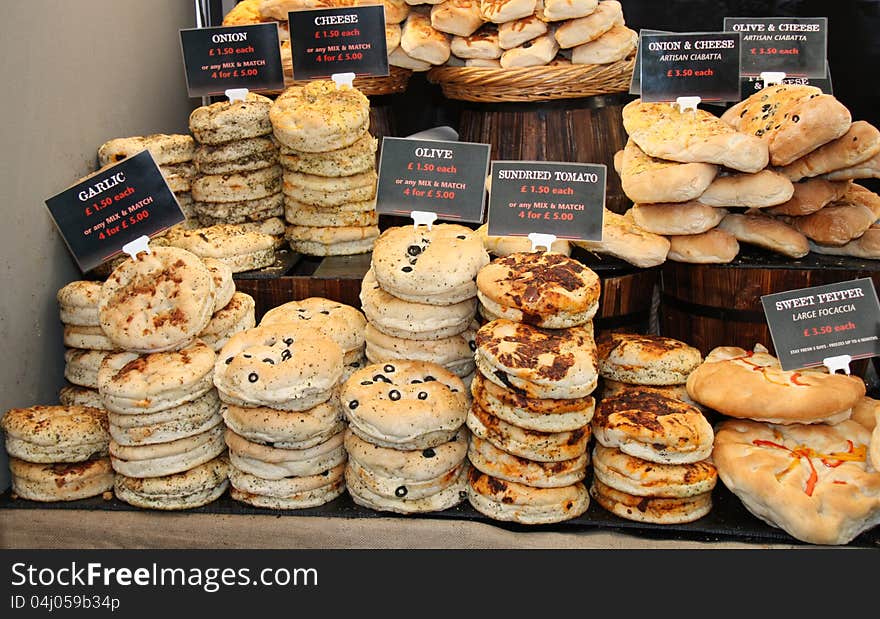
left=456, top=94, right=633, bottom=215
left=368, top=95, right=398, bottom=142
left=571, top=249, right=658, bottom=334
left=659, top=248, right=880, bottom=374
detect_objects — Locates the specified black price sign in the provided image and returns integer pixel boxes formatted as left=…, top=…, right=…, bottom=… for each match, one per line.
left=487, top=161, right=605, bottom=241
left=289, top=6, right=388, bottom=80
left=629, top=29, right=669, bottom=95
left=640, top=32, right=741, bottom=103
left=761, top=278, right=880, bottom=371
left=740, top=61, right=832, bottom=100
left=724, top=17, right=827, bottom=78
left=376, top=137, right=490, bottom=223
left=45, top=151, right=184, bottom=273
left=179, top=23, right=284, bottom=97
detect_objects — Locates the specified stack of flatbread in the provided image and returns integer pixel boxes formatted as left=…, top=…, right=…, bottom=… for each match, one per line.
left=614, top=86, right=880, bottom=264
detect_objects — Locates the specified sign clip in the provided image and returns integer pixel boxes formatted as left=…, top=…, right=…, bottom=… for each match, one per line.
left=411, top=210, right=438, bottom=231
left=122, top=235, right=152, bottom=262
left=675, top=96, right=701, bottom=112
left=225, top=88, right=249, bottom=103
left=760, top=71, right=787, bottom=88
left=822, top=354, right=852, bottom=375
left=331, top=72, right=356, bottom=88
left=528, top=233, right=557, bottom=253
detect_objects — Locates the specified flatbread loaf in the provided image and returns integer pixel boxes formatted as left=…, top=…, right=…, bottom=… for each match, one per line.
left=619, top=139, right=718, bottom=204
left=572, top=209, right=670, bottom=268
left=623, top=99, right=769, bottom=173
left=779, top=121, right=880, bottom=181
left=717, top=213, right=809, bottom=258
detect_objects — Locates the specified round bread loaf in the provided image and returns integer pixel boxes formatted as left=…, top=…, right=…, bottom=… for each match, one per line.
left=62, top=325, right=118, bottom=351
left=270, top=80, right=370, bottom=152
left=108, top=390, right=222, bottom=446
left=198, top=292, right=257, bottom=352
left=364, top=323, right=476, bottom=377
left=467, top=468, right=589, bottom=524
left=468, top=435, right=588, bottom=489
left=596, top=332, right=702, bottom=386
left=631, top=201, right=726, bottom=236
left=222, top=396, right=344, bottom=449
left=590, top=478, right=713, bottom=524
left=202, top=258, right=235, bottom=313
left=686, top=346, right=866, bottom=424
left=467, top=404, right=591, bottom=463
left=57, top=280, right=102, bottom=326
left=717, top=213, right=809, bottom=259
left=592, top=390, right=714, bottom=464
left=99, top=246, right=216, bottom=352
left=64, top=349, right=112, bottom=389
left=109, top=424, right=226, bottom=478
left=114, top=456, right=228, bottom=510
left=228, top=461, right=345, bottom=498
left=194, top=193, right=284, bottom=225
left=260, top=297, right=366, bottom=357
left=713, top=419, right=880, bottom=545
left=475, top=319, right=598, bottom=399
left=476, top=252, right=599, bottom=328
left=194, top=136, right=278, bottom=175
left=214, top=324, right=343, bottom=411
left=344, top=428, right=467, bottom=482
left=284, top=202, right=378, bottom=228
left=281, top=169, right=376, bottom=207
left=189, top=92, right=273, bottom=144
left=191, top=166, right=281, bottom=203
left=226, top=429, right=346, bottom=479
left=285, top=224, right=379, bottom=256
left=9, top=457, right=114, bottom=502
left=666, top=228, right=740, bottom=264
left=154, top=224, right=276, bottom=273
left=592, top=444, right=717, bottom=498
left=470, top=371, right=594, bottom=432
left=279, top=133, right=377, bottom=177
left=97, top=342, right=216, bottom=415
left=1, top=405, right=109, bottom=463
left=372, top=224, right=489, bottom=305
left=359, top=268, right=476, bottom=340
left=345, top=461, right=467, bottom=514
left=340, top=360, right=468, bottom=450
left=59, top=386, right=104, bottom=410
left=98, top=133, right=194, bottom=166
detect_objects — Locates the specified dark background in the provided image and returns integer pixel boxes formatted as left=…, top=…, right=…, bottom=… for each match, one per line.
left=392, top=0, right=880, bottom=135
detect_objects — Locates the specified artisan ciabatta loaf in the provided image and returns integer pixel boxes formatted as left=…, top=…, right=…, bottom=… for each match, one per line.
left=721, top=84, right=851, bottom=166
left=631, top=202, right=726, bottom=236
left=790, top=184, right=880, bottom=246
left=571, top=24, right=636, bottom=65
left=766, top=178, right=850, bottom=217
left=538, top=0, right=598, bottom=22
left=821, top=151, right=880, bottom=181
left=809, top=224, right=880, bottom=259
left=718, top=213, right=809, bottom=258
left=619, top=140, right=717, bottom=204
left=698, top=169, right=794, bottom=208
left=401, top=11, right=451, bottom=65
left=480, top=0, right=536, bottom=23
left=572, top=209, right=670, bottom=268
left=555, top=0, right=623, bottom=49
left=779, top=121, right=880, bottom=181
left=623, top=99, right=769, bottom=173
left=666, top=228, right=739, bottom=264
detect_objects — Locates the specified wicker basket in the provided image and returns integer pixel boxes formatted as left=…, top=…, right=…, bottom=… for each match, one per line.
left=276, top=66, right=413, bottom=96
left=427, top=56, right=635, bottom=103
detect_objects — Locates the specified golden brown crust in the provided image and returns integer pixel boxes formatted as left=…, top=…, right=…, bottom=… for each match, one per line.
left=270, top=81, right=370, bottom=152
left=686, top=346, right=866, bottom=424
left=590, top=477, right=712, bottom=524
left=721, top=84, right=852, bottom=166
left=596, top=332, right=702, bottom=385
left=779, top=121, right=880, bottom=181
left=766, top=178, right=850, bottom=217
left=1, top=405, right=108, bottom=446
left=713, top=419, right=880, bottom=545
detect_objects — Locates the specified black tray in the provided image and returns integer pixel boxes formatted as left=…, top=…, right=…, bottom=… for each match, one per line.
left=2, top=476, right=877, bottom=548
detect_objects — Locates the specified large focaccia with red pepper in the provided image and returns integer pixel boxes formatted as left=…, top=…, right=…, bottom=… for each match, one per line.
left=713, top=419, right=880, bottom=545
left=686, top=346, right=865, bottom=424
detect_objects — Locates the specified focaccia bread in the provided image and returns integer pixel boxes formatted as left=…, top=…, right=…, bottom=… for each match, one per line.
left=789, top=183, right=880, bottom=246
left=766, top=178, right=850, bottom=217
left=631, top=201, right=726, bottom=236
left=717, top=213, right=809, bottom=259
left=623, top=99, right=769, bottom=173
left=779, top=121, right=880, bottom=182
left=619, top=139, right=718, bottom=204
left=573, top=209, right=670, bottom=268
left=697, top=169, right=794, bottom=208
left=713, top=419, right=880, bottom=545
left=687, top=346, right=866, bottom=425
left=721, top=84, right=852, bottom=166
